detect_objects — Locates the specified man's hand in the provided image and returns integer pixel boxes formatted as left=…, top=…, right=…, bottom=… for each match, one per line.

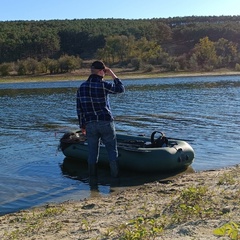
left=81, top=128, right=86, bottom=135
left=105, top=68, right=118, bottom=79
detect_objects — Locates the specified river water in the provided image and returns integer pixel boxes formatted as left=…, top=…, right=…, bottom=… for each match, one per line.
left=0, top=75, right=239, bottom=215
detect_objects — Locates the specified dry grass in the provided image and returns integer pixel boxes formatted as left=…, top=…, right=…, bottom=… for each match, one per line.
left=1, top=68, right=240, bottom=84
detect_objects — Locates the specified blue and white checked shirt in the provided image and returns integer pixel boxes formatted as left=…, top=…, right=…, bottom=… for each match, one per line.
left=76, top=74, right=125, bottom=128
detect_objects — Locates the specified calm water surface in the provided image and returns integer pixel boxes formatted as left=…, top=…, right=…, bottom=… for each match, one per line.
left=0, top=75, right=239, bottom=215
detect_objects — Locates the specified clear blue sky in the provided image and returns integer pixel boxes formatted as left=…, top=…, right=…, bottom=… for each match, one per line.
left=1, top=0, right=240, bottom=21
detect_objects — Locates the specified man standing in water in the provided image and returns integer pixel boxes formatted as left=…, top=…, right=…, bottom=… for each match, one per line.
left=76, top=61, right=125, bottom=179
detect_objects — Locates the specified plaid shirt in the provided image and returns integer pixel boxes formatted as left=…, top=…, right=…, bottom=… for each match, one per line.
left=76, top=74, right=125, bottom=128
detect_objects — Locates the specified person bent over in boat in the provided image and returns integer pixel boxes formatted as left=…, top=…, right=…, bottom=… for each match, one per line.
left=76, top=60, right=125, bottom=178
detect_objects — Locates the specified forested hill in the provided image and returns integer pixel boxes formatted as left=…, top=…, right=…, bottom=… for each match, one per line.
left=1, top=16, right=240, bottom=75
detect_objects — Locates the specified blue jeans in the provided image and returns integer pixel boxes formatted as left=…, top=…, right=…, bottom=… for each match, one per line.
left=86, top=121, right=118, bottom=165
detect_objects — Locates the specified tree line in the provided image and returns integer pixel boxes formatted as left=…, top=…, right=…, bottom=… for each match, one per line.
left=1, top=16, right=240, bottom=76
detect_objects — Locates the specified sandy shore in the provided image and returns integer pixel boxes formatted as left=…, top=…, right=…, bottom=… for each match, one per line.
left=0, top=165, right=239, bottom=240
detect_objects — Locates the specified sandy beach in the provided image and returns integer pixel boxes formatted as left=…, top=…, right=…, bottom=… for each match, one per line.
left=0, top=165, right=239, bottom=240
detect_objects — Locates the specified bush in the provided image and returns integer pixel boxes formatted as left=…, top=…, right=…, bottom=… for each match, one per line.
left=142, top=64, right=155, bottom=72
left=16, top=60, right=27, bottom=75
left=25, top=58, right=40, bottom=74
left=58, top=55, right=82, bottom=73
left=235, top=63, right=240, bottom=71
left=48, top=59, right=59, bottom=74
left=0, top=63, right=11, bottom=76
left=131, top=58, right=142, bottom=70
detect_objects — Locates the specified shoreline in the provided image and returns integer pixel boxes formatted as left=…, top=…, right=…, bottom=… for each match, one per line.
left=0, top=165, right=239, bottom=239
left=1, top=69, right=240, bottom=84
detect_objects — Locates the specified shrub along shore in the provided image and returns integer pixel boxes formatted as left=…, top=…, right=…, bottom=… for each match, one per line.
left=1, top=68, right=240, bottom=84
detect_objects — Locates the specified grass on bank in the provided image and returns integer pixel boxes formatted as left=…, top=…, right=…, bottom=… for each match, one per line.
left=1, top=68, right=240, bottom=84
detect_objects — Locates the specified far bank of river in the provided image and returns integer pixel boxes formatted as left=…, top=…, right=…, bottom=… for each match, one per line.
left=1, top=69, right=240, bottom=84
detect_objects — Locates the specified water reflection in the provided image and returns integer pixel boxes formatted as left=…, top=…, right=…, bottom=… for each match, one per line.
left=60, top=157, right=195, bottom=192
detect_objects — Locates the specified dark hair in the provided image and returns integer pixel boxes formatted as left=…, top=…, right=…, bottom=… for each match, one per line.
left=91, top=61, right=106, bottom=70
